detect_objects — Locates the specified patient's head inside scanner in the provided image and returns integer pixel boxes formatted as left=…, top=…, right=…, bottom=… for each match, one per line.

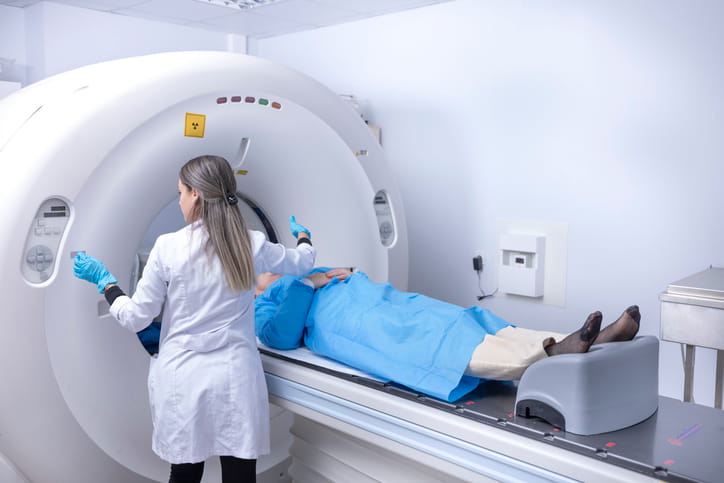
left=255, top=272, right=284, bottom=297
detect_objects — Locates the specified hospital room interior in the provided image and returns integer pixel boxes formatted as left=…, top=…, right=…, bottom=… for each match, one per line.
left=1, top=0, right=723, bottom=482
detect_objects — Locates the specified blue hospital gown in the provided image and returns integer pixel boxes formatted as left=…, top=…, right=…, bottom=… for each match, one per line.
left=255, top=270, right=511, bottom=402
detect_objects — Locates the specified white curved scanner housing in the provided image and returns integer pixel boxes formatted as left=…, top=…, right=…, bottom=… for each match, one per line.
left=0, top=52, right=407, bottom=483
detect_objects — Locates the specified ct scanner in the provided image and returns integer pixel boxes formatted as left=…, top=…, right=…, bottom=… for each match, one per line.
left=1, top=51, right=723, bottom=483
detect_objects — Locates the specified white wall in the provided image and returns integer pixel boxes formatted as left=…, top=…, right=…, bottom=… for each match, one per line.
left=4, top=1, right=237, bottom=85
left=0, top=5, right=26, bottom=85
left=254, top=0, right=724, bottom=406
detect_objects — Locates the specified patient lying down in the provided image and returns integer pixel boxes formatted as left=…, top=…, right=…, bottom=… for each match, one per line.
left=254, top=268, right=640, bottom=402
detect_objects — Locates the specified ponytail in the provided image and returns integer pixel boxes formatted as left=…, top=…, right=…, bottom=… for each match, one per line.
left=179, top=155, right=255, bottom=292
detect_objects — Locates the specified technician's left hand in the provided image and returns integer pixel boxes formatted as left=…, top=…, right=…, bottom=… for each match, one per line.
left=73, top=252, right=118, bottom=294
left=289, top=216, right=311, bottom=239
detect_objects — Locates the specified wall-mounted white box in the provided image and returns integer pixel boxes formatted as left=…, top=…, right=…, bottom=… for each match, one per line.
left=499, top=233, right=545, bottom=297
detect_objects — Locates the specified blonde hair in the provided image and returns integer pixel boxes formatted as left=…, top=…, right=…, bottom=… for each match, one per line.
left=179, top=155, right=255, bottom=292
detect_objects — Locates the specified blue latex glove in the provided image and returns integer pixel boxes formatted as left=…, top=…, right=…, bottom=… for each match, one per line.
left=73, top=252, right=118, bottom=294
left=289, top=215, right=311, bottom=239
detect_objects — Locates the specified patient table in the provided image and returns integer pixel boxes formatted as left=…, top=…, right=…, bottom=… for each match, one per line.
left=260, top=344, right=724, bottom=482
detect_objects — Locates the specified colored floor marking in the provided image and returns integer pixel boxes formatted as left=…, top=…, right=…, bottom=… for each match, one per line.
left=667, top=423, right=702, bottom=446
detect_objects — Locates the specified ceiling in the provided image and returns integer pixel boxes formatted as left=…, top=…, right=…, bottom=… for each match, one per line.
left=1, top=0, right=453, bottom=38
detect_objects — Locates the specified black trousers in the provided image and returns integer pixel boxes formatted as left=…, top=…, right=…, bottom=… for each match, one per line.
left=168, top=456, right=256, bottom=483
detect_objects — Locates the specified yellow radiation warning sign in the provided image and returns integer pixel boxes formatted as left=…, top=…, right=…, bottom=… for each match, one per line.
left=184, top=113, right=206, bottom=137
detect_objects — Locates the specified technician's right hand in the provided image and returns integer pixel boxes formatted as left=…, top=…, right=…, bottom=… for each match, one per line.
left=73, top=252, right=118, bottom=294
left=289, top=215, right=311, bottom=239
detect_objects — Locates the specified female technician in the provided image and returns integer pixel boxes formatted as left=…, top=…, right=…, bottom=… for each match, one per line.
left=73, top=155, right=316, bottom=483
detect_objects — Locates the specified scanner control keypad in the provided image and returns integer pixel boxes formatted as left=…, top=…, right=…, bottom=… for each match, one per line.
left=26, top=245, right=54, bottom=273
left=374, top=191, right=396, bottom=247
left=22, top=198, right=70, bottom=284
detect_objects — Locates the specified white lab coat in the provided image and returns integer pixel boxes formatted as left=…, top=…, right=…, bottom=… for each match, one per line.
left=109, top=220, right=316, bottom=464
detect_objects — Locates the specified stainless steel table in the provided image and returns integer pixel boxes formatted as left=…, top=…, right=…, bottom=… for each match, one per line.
left=660, top=267, right=724, bottom=408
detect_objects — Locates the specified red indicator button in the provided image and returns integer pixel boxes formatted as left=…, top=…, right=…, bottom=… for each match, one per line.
left=245, top=96, right=255, bottom=103
left=271, top=101, right=281, bottom=109
left=216, top=97, right=227, bottom=104
left=231, top=96, right=241, bottom=103
left=605, top=442, right=616, bottom=448
left=664, top=459, right=675, bottom=465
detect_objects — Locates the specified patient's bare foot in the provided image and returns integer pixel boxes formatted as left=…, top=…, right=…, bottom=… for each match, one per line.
left=592, top=305, right=640, bottom=345
left=545, top=311, right=602, bottom=356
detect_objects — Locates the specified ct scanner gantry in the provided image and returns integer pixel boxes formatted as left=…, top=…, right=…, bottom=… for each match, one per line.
left=0, top=51, right=407, bottom=483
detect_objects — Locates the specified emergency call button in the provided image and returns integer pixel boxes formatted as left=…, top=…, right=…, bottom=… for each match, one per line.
left=184, top=113, right=206, bottom=138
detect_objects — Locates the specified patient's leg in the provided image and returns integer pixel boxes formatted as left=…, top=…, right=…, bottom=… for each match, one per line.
left=592, top=305, right=640, bottom=345
left=544, top=311, right=602, bottom=356
left=465, top=312, right=603, bottom=381
left=465, top=335, right=551, bottom=381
